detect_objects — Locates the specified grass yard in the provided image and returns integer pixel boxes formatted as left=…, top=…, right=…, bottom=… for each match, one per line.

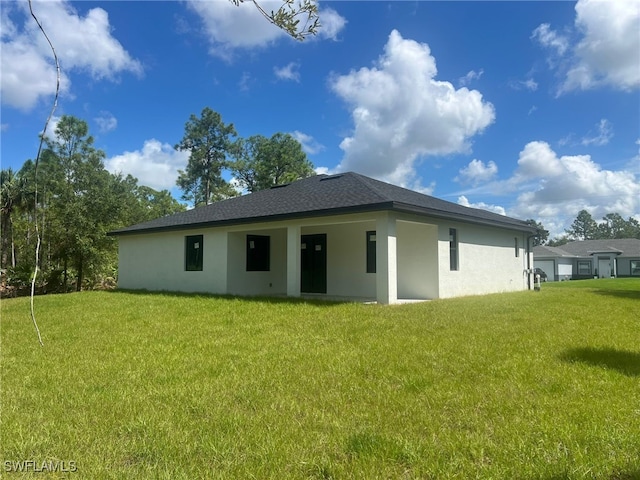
left=1, top=279, right=639, bottom=479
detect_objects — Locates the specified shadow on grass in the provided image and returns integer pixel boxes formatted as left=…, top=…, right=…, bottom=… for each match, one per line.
left=607, top=471, right=640, bottom=480
left=592, top=288, right=640, bottom=301
left=541, top=470, right=640, bottom=480
left=560, top=347, right=640, bottom=377
left=104, top=288, right=354, bottom=308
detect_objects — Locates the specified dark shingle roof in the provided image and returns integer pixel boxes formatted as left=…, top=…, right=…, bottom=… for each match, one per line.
left=534, top=239, right=640, bottom=258
left=109, top=172, right=537, bottom=236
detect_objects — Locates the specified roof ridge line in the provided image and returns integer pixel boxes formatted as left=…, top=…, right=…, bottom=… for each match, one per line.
left=346, top=172, right=392, bottom=203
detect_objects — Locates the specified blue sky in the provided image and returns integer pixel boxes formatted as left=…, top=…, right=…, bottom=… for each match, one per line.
left=2, top=0, right=639, bottom=237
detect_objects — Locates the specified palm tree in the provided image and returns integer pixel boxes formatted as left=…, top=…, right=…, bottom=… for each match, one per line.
left=1, top=168, right=20, bottom=268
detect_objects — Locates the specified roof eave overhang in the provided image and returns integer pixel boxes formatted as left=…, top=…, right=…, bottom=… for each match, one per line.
left=108, top=203, right=394, bottom=237
left=390, top=202, right=538, bottom=233
left=109, top=201, right=536, bottom=237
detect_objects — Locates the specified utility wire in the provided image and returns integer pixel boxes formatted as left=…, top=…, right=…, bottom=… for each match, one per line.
left=28, top=0, right=61, bottom=347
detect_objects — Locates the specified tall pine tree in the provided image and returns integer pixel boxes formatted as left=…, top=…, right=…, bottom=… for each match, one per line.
left=176, top=108, right=238, bottom=206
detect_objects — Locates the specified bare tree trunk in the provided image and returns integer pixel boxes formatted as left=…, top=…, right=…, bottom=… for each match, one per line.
left=39, top=204, right=45, bottom=270
left=63, top=256, right=68, bottom=290
left=76, top=255, right=83, bottom=292
left=0, top=216, right=9, bottom=269
left=10, top=220, right=16, bottom=268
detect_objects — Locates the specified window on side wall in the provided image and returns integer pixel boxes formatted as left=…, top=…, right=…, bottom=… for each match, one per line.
left=185, top=235, right=203, bottom=271
left=366, top=231, right=376, bottom=273
left=247, top=235, right=270, bottom=271
left=449, top=228, right=458, bottom=271
left=515, top=237, right=519, bottom=257
left=631, top=260, right=640, bottom=276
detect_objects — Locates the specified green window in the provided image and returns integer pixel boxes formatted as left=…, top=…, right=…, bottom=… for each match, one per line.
left=246, top=235, right=270, bottom=271
left=449, top=228, right=458, bottom=271
left=185, top=235, right=203, bottom=271
left=366, top=231, right=376, bottom=273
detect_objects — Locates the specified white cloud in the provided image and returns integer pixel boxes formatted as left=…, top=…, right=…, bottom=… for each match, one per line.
left=186, top=0, right=284, bottom=56
left=94, top=111, right=118, bottom=133
left=628, top=139, right=640, bottom=174
left=1, top=0, right=142, bottom=111
left=514, top=141, right=565, bottom=180
left=291, top=130, right=325, bottom=155
left=456, top=141, right=640, bottom=237
left=105, top=139, right=190, bottom=191
left=531, top=23, right=569, bottom=56
left=564, top=0, right=640, bottom=92
left=1, top=31, right=71, bottom=111
left=408, top=180, right=436, bottom=196
left=1, top=6, right=17, bottom=38
left=457, top=196, right=506, bottom=216
left=509, top=141, right=640, bottom=233
left=41, top=115, right=62, bottom=142
left=185, top=1, right=346, bottom=58
left=44, top=114, right=116, bottom=142
left=509, top=78, right=539, bottom=92
left=456, top=159, right=498, bottom=186
left=238, top=72, right=252, bottom=91
left=557, top=119, right=614, bottom=148
left=330, top=29, right=495, bottom=189
left=274, top=62, right=300, bottom=82
left=533, top=0, right=640, bottom=94
left=458, top=69, right=483, bottom=87
left=581, top=119, right=613, bottom=146
left=317, top=7, right=347, bottom=41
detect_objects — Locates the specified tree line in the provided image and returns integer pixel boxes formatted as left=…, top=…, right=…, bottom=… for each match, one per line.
left=1, top=108, right=314, bottom=294
left=5, top=107, right=634, bottom=293
left=548, top=210, right=640, bottom=245
left=526, top=210, right=640, bottom=247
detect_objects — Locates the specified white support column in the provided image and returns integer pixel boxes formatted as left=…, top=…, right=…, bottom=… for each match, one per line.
left=286, top=225, right=301, bottom=297
left=376, top=213, right=398, bottom=304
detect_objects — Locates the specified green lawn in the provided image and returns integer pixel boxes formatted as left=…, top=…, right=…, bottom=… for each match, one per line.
left=1, top=279, right=639, bottom=479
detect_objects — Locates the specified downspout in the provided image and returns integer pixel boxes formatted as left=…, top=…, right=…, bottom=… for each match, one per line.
left=526, top=233, right=538, bottom=290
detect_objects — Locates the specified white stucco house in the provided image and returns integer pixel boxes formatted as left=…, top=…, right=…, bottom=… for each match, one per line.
left=109, top=173, right=539, bottom=304
left=533, top=239, right=640, bottom=282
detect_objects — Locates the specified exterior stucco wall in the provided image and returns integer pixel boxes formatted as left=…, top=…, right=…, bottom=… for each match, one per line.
left=227, top=229, right=287, bottom=296
left=617, top=257, right=640, bottom=277
left=117, top=230, right=227, bottom=294
left=437, top=223, right=528, bottom=299
left=116, top=211, right=533, bottom=301
left=302, top=221, right=377, bottom=299
left=396, top=221, right=439, bottom=300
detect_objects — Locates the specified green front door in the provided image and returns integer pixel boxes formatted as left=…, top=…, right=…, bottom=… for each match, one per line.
left=301, top=234, right=327, bottom=294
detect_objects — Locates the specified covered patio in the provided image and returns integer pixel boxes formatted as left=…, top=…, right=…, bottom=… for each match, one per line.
left=224, top=212, right=439, bottom=304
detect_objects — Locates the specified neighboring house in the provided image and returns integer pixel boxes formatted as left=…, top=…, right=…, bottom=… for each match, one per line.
left=533, top=239, right=640, bottom=281
left=109, top=172, right=538, bottom=304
